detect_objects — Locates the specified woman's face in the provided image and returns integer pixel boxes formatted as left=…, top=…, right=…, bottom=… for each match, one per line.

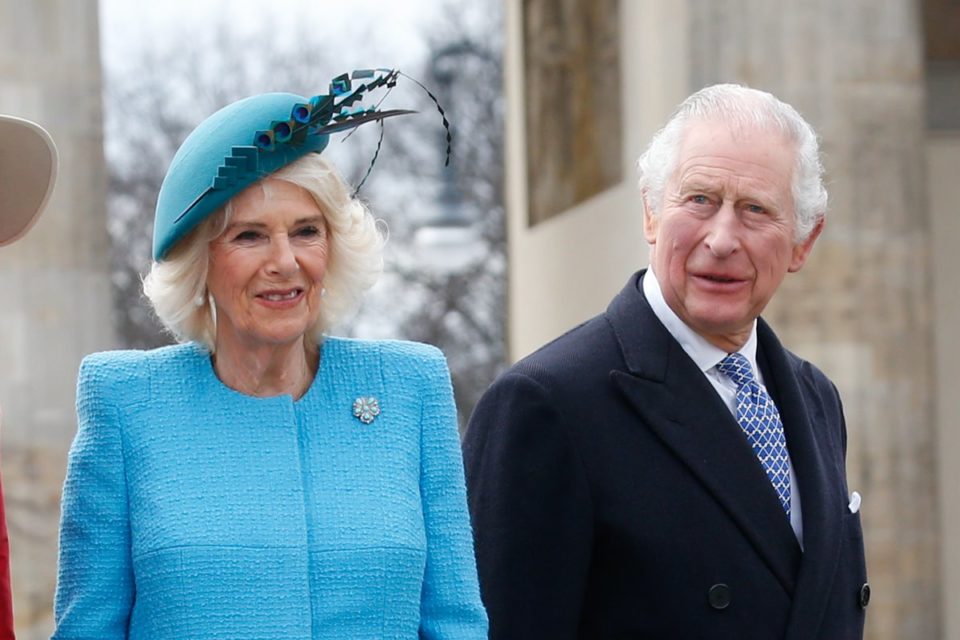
left=207, top=178, right=329, bottom=353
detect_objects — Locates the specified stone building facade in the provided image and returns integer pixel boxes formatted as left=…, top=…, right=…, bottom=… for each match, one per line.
left=0, top=1, right=113, bottom=637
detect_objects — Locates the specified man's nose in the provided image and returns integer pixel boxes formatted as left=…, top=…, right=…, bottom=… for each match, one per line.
left=704, top=202, right=741, bottom=257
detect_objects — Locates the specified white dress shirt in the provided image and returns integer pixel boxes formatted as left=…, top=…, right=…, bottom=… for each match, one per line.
left=643, top=268, right=804, bottom=547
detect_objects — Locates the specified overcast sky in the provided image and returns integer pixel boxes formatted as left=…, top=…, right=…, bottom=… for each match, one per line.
left=100, top=0, right=435, bottom=70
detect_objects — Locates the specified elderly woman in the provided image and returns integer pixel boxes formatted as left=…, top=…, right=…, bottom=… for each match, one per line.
left=0, top=113, right=59, bottom=640
left=53, top=71, right=487, bottom=639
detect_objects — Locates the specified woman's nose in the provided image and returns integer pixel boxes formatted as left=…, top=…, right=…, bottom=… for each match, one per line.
left=267, top=236, right=299, bottom=276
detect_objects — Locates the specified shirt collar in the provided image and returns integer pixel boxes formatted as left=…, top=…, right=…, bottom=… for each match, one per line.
left=642, top=266, right=759, bottom=373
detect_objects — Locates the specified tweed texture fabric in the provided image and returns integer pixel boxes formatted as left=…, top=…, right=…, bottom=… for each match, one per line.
left=53, top=338, right=487, bottom=639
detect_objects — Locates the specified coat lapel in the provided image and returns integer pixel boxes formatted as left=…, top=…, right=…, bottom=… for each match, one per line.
left=758, top=322, right=845, bottom=640
left=606, top=272, right=801, bottom=595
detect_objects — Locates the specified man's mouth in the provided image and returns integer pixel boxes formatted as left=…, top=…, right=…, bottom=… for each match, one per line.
left=700, top=274, right=739, bottom=283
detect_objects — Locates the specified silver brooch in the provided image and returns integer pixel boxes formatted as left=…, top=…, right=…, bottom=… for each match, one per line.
left=352, top=396, right=381, bottom=424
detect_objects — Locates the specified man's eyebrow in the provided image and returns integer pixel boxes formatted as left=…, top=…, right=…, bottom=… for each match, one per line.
left=676, top=175, right=723, bottom=190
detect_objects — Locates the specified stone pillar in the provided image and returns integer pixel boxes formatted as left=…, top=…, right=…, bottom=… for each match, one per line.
left=688, top=1, right=939, bottom=637
left=0, top=1, right=114, bottom=637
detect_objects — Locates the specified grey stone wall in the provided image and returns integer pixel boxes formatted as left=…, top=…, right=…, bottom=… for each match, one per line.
left=0, top=1, right=114, bottom=637
left=687, top=0, right=940, bottom=637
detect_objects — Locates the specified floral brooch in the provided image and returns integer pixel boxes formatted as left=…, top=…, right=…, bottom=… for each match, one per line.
left=352, top=396, right=381, bottom=424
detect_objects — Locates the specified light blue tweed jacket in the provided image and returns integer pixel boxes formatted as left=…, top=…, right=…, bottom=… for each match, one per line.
left=53, top=338, right=488, bottom=639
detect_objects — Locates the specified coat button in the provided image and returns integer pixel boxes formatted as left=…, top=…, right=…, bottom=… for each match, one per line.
left=708, top=583, right=731, bottom=610
left=858, top=583, right=871, bottom=609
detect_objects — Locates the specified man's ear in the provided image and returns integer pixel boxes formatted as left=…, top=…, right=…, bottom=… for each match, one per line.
left=642, top=190, right=658, bottom=245
left=788, top=216, right=825, bottom=273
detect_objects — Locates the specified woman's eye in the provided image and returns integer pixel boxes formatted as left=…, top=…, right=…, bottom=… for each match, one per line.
left=295, top=225, right=321, bottom=238
left=233, top=230, right=261, bottom=242
left=689, top=194, right=710, bottom=205
left=745, top=203, right=766, bottom=214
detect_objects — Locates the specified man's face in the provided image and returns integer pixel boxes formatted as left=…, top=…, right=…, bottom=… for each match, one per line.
left=644, top=119, right=823, bottom=352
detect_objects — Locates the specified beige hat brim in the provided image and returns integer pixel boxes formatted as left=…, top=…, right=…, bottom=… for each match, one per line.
left=0, top=114, right=58, bottom=246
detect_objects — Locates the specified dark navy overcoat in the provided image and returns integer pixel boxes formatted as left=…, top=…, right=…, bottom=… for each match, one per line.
left=464, top=271, right=868, bottom=640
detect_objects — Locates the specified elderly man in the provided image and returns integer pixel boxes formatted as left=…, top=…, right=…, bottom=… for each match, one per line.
left=464, top=85, right=868, bottom=639
left=0, top=114, right=59, bottom=638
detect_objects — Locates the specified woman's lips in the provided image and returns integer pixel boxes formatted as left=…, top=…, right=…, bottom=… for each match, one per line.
left=256, top=288, right=305, bottom=306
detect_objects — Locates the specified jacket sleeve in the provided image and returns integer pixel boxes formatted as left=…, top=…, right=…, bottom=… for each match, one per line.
left=0, top=468, right=14, bottom=640
left=53, top=356, right=134, bottom=639
left=462, top=370, right=593, bottom=640
left=416, top=350, right=489, bottom=639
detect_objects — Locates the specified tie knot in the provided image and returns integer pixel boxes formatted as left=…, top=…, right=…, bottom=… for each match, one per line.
left=717, top=352, right=756, bottom=389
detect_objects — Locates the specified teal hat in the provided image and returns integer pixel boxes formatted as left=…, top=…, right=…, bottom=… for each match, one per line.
left=152, top=69, right=426, bottom=260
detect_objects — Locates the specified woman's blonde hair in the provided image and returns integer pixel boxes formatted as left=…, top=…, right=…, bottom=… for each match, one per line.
left=143, top=153, right=385, bottom=351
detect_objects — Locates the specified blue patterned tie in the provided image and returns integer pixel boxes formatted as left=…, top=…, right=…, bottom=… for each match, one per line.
left=717, top=352, right=791, bottom=518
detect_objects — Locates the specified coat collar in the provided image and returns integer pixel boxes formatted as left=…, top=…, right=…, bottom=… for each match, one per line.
left=606, top=271, right=843, bottom=632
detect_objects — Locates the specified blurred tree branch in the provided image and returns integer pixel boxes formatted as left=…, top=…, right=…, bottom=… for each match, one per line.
left=104, top=1, right=505, bottom=425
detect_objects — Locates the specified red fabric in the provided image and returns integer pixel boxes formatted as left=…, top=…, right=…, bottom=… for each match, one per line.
left=0, top=472, right=14, bottom=639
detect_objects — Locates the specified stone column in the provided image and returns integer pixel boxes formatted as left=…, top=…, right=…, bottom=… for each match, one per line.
left=687, top=1, right=939, bottom=637
left=0, top=1, right=114, bottom=637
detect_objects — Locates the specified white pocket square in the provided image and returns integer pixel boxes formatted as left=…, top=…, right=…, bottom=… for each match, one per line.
left=848, top=491, right=862, bottom=514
